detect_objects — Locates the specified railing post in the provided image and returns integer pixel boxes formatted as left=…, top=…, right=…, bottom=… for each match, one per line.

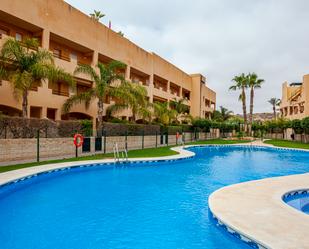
left=142, top=130, right=144, bottom=149
left=4, top=125, right=7, bottom=139
left=166, top=131, right=169, bottom=146
left=36, top=129, right=40, bottom=162
left=103, top=130, right=106, bottom=154
left=155, top=131, right=158, bottom=148
left=125, top=131, right=128, bottom=151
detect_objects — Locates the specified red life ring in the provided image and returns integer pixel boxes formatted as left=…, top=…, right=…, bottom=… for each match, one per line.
left=73, top=134, right=84, bottom=147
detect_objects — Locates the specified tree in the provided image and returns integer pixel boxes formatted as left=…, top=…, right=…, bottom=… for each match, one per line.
left=62, top=61, right=126, bottom=131
left=117, top=31, right=124, bottom=37
left=106, top=81, right=151, bottom=122
left=0, top=38, right=74, bottom=118
left=90, top=10, right=105, bottom=21
left=212, top=106, right=233, bottom=121
left=248, top=73, right=264, bottom=124
left=268, top=98, right=281, bottom=120
left=169, top=98, right=189, bottom=124
left=229, top=73, right=248, bottom=126
left=153, top=102, right=177, bottom=126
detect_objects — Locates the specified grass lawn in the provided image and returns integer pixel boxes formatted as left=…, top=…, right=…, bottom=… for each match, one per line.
left=264, top=139, right=309, bottom=150
left=0, top=139, right=251, bottom=173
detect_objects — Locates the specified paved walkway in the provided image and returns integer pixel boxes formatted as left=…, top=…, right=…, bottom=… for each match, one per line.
left=209, top=173, right=309, bottom=249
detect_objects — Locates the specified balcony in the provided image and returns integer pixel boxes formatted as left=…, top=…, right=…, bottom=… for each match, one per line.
left=49, top=81, right=69, bottom=97
left=0, top=17, right=43, bottom=47
left=169, top=82, right=180, bottom=97
left=182, top=88, right=191, bottom=101
left=50, top=33, right=93, bottom=70
left=130, top=67, right=150, bottom=86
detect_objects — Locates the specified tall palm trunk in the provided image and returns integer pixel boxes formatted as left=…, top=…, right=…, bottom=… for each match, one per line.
left=241, top=86, right=247, bottom=125
left=132, top=107, right=137, bottom=122
left=22, top=91, right=28, bottom=118
left=97, top=99, right=104, bottom=133
left=249, top=86, right=254, bottom=124
left=273, top=105, right=276, bottom=120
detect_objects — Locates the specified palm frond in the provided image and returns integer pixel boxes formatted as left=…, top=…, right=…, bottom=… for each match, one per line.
left=62, top=89, right=95, bottom=114
left=74, top=64, right=99, bottom=82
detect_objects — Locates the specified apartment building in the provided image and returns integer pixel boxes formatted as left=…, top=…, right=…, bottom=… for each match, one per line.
left=280, top=74, right=309, bottom=119
left=0, top=0, right=216, bottom=123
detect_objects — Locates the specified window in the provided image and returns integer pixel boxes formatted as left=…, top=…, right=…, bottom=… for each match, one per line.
left=47, top=108, right=57, bottom=120
left=53, top=49, right=61, bottom=58
left=15, top=33, right=22, bottom=41
left=70, top=52, right=78, bottom=61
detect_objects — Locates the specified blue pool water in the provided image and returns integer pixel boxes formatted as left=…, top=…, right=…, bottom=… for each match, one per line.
left=0, top=146, right=309, bottom=249
left=284, top=191, right=309, bottom=215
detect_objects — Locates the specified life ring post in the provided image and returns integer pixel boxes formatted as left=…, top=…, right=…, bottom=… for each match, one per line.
left=73, top=134, right=84, bottom=158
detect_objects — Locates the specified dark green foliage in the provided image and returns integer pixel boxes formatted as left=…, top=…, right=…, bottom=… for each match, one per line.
left=301, top=117, right=309, bottom=134
left=291, top=119, right=303, bottom=134
left=80, top=120, right=93, bottom=137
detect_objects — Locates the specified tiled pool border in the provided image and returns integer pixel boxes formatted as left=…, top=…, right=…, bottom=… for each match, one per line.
left=1, top=143, right=309, bottom=249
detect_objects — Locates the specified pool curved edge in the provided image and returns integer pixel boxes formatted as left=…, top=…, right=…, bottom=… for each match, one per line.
left=1, top=143, right=309, bottom=249
left=0, top=146, right=195, bottom=186
left=209, top=173, right=309, bottom=249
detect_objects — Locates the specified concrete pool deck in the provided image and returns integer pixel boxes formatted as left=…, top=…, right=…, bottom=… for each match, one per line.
left=209, top=173, right=309, bottom=249
left=1, top=141, right=309, bottom=249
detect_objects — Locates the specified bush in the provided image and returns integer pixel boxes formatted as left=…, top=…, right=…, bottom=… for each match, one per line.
left=220, top=122, right=234, bottom=133
left=102, top=122, right=160, bottom=136
left=80, top=120, right=93, bottom=137
left=291, top=119, right=303, bottom=134
left=301, top=117, right=309, bottom=134
left=192, top=118, right=211, bottom=132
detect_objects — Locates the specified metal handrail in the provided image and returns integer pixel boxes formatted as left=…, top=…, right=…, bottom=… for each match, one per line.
left=113, top=143, right=128, bottom=164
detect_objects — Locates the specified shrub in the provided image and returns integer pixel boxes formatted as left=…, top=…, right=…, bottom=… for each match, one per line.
left=291, top=119, right=303, bottom=134
left=80, top=120, right=93, bottom=137
left=192, top=118, right=211, bottom=132
left=301, top=117, right=309, bottom=134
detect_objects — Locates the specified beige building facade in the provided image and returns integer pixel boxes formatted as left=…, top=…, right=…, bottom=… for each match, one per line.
left=0, top=0, right=216, bottom=123
left=280, top=74, right=309, bottom=120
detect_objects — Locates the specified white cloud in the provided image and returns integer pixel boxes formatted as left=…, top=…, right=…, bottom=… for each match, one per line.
left=66, top=0, right=309, bottom=114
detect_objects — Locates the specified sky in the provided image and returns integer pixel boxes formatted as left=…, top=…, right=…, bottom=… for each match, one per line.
left=66, top=0, right=309, bottom=114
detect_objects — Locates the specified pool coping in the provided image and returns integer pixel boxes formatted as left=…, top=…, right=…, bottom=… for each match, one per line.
left=1, top=142, right=309, bottom=249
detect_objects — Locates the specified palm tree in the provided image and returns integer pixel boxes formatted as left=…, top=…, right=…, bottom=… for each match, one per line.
left=106, top=82, right=151, bottom=122
left=248, top=73, right=264, bottom=124
left=219, top=106, right=233, bottom=121
left=268, top=98, right=281, bottom=120
left=153, top=102, right=177, bottom=126
left=169, top=98, right=189, bottom=123
left=117, top=31, right=124, bottom=37
left=0, top=37, right=74, bottom=118
left=62, top=61, right=126, bottom=131
left=90, top=10, right=105, bottom=21
left=229, top=73, right=248, bottom=126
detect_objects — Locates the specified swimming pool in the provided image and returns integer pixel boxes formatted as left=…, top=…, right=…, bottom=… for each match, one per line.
left=283, top=189, right=309, bottom=215
left=0, top=146, right=308, bottom=249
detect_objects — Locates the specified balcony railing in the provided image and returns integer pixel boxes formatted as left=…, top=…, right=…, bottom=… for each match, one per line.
left=53, top=53, right=71, bottom=62
left=52, top=89, right=69, bottom=97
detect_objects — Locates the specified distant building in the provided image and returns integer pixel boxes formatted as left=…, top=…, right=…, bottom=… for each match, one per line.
left=0, top=0, right=216, bottom=122
left=280, top=75, right=309, bottom=120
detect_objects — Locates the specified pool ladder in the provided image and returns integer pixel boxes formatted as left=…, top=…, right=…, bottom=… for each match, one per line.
left=113, top=143, right=128, bottom=164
